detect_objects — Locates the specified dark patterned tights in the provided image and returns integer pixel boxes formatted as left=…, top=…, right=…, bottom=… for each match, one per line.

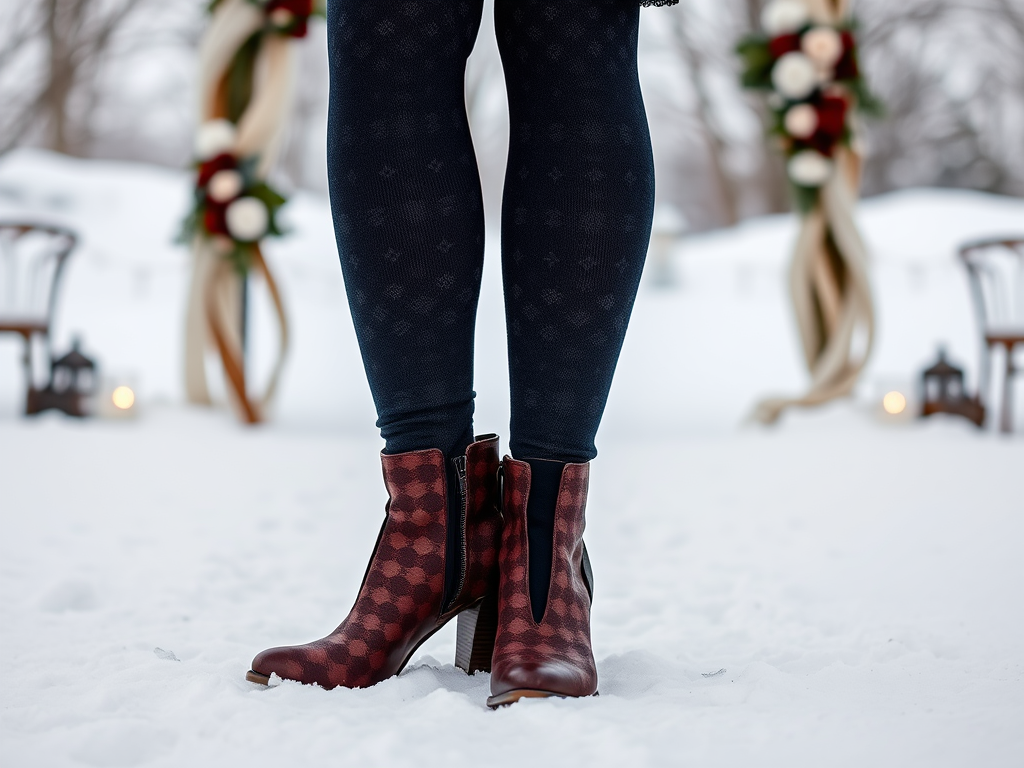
left=327, top=0, right=654, bottom=605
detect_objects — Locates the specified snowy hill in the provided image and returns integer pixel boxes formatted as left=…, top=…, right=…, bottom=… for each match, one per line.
left=1, top=151, right=1022, bottom=767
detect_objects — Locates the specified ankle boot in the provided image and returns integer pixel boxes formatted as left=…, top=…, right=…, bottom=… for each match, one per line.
left=246, top=434, right=502, bottom=689
left=487, top=456, right=597, bottom=707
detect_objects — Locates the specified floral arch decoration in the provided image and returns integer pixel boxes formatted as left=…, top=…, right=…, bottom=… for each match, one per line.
left=739, top=0, right=881, bottom=423
left=181, top=0, right=323, bottom=423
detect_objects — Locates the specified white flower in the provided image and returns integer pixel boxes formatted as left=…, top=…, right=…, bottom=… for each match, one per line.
left=788, top=150, right=834, bottom=187
left=801, top=27, right=844, bottom=68
left=269, top=7, right=294, bottom=27
left=194, top=119, right=237, bottom=160
left=207, top=169, right=244, bottom=203
left=784, top=104, right=819, bottom=139
left=761, top=0, right=810, bottom=35
left=225, top=197, right=269, bottom=242
left=772, top=52, right=819, bottom=100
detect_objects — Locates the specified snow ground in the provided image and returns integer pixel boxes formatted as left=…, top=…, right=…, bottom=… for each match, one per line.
left=1, top=150, right=1022, bottom=767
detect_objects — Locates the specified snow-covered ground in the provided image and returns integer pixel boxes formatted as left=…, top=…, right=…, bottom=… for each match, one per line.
left=1, top=150, right=1022, bottom=767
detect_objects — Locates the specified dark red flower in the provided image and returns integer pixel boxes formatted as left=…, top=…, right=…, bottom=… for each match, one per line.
left=204, top=202, right=229, bottom=236
left=266, top=0, right=313, bottom=36
left=834, top=31, right=859, bottom=80
left=816, top=95, right=848, bottom=139
left=267, top=0, right=312, bottom=14
left=769, top=33, right=803, bottom=60
left=807, top=94, right=848, bottom=156
left=197, top=153, right=236, bottom=188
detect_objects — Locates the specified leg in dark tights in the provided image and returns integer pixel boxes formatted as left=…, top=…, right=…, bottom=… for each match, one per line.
left=327, top=0, right=486, bottom=463
left=495, top=0, right=655, bottom=617
left=250, top=0, right=655, bottom=693
left=328, top=0, right=652, bottom=463
left=328, top=1, right=488, bottom=601
left=327, top=0, right=654, bottom=619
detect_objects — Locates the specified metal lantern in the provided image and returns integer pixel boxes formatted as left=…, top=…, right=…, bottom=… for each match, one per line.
left=920, top=347, right=984, bottom=427
left=27, top=338, right=97, bottom=418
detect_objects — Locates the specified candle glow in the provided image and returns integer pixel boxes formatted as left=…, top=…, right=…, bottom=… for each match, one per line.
left=883, top=391, right=907, bottom=415
left=112, top=386, right=135, bottom=410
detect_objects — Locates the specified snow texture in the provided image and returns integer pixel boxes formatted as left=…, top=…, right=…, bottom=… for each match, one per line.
left=1, top=150, right=1022, bottom=767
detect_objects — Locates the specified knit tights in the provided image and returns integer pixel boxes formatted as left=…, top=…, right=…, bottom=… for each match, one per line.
left=327, top=0, right=655, bottom=465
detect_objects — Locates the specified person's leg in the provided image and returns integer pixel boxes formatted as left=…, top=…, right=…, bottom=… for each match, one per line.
left=328, top=0, right=489, bottom=600
left=327, top=0, right=486, bottom=463
left=247, top=0, right=504, bottom=691
left=497, top=0, right=654, bottom=465
left=495, top=0, right=655, bottom=621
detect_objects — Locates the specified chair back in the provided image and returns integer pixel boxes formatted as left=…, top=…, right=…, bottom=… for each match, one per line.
left=959, top=238, right=1024, bottom=337
left=0, top=223, right=77, bottom=334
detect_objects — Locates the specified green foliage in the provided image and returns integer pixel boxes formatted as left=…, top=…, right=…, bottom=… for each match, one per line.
left=736, top=36, right=774, bottom=90
left=848, top=78, right=885, bottom=118
left=226, top=33, right=261, bottom=124
left=176, top=203, right=200, bottom=247
left=247, top=181, right=286, bottom=211
left=227, top=242, right=256, bottom=275
left=791, top=183, right=820, bottom=215
left=251, top=185, right=287, bottom=235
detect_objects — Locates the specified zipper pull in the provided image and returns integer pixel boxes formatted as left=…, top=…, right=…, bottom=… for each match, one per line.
left=452, top=454, right=468, bottom=512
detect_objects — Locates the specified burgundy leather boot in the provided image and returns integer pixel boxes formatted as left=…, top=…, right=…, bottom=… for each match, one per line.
left=246, top=434, right=502, bottom=689
left=487, top=456, right=597, bottom=707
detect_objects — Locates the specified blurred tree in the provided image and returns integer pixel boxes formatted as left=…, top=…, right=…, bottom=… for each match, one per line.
left=2, top=0, right=1021, bottom=228
left=667, top=4, right=742, bottom=226
left=45, top=0, right=146, bottom=154
left=856, top=0, right=1024, bottom=197
left=0, top=0, right=203, bottom=160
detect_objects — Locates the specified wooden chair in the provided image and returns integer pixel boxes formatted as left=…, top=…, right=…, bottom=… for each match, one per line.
left=0, top=222, right=77, bottom=413
left=959, top=238, right=1024, bottom=433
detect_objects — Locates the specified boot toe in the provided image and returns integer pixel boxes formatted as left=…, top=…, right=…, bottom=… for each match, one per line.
left=251, top=646, right=312, bottom=685
left=491, top=655, right=596, bottom=699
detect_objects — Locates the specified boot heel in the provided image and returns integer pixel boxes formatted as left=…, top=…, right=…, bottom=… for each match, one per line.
left=454, top=589, right=498, bottom=674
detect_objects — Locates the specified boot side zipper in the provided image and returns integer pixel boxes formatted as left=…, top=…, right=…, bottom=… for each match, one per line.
left=444, top=454, right=469, bottom=615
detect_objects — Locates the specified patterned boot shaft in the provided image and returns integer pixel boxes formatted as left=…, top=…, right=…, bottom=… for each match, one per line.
left=251, top=439, right=499, bottom=690
left=489, top=457, right=598, bottom=701
left=444, top=435, right=502, bottom=616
